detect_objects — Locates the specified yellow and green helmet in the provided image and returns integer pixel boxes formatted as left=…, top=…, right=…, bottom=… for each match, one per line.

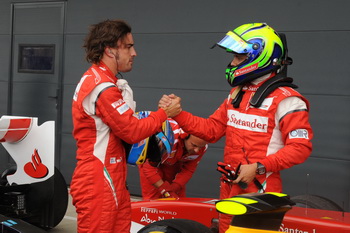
left=215, top=23, right=286, bottom=87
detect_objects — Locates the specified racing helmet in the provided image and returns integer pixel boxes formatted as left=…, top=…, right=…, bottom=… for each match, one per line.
left=127, top=111, right=174, bottom=166
left=215, top=23, right=286, bottom=87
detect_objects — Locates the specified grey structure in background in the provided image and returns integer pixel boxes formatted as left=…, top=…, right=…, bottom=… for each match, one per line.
left=0, top=0, right=349, bottom=211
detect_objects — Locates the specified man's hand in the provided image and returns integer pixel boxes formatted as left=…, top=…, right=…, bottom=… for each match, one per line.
left=159, top=94, right=182, bottom=118
left=170, top=182, right=182, bottom=193
left=217, top=162, right=248, bottom=189
left=232, top=163, right=257, bottom=185
left=158, top=94, right=173, bottom=108
left=157, top=181, right=179, bottom=198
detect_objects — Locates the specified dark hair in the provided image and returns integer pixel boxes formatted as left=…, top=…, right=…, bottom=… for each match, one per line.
left=83, top=19, right=132, bottom=64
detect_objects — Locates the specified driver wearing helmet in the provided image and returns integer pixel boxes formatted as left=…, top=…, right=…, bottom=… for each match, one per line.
left=160, top=23, right=313, bottom=233
left=138, top=119, right=208, bottom=200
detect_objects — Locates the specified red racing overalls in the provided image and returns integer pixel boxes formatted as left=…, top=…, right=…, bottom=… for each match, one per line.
left=71, top=62, right=167, bottom=233
left=173, top=75, right=313, bottom=233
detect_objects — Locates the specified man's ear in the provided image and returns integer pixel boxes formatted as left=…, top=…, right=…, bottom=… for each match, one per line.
left=105, top=47, right=114, bottom=57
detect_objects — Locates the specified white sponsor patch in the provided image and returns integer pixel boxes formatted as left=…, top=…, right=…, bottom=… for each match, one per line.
left=110, top=157, right=116, bottom=164
left=256, top=97, right=273, bottom=110
left=111, top=99, right=125, bottom=109
left=117, top=103, right=129, bottom=115
left=227, top=110, right=268, bottom=133
left=110, top=157, right=122, bottom=164
left=111, top=99, right=130, bottom=115
left=289, top=129, right=309, bottom=139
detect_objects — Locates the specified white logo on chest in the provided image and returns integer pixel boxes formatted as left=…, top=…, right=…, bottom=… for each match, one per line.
left=227, top=110, right=268, bottom=133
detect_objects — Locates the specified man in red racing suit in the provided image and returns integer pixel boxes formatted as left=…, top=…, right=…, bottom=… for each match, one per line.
left=70, top=20, right=181, bottom=233
left=138, top=119, right=207, bottom=199
left=161, top=23, right=313, bottom=233
left=172, top=74, right=313, bottom=231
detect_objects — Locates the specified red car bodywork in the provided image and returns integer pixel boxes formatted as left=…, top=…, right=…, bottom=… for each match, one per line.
left=131, top=197, right=350, bottom=232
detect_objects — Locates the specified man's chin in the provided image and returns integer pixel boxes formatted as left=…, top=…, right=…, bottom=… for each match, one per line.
left=120, top=67, right=132, bottom=73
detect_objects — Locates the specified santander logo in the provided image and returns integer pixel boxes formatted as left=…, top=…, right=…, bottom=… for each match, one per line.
left=24, top=149, right=49, bottom=179
left=227, top=110, right=268, bottom=133
left=234, top=63, right=258, bottom=76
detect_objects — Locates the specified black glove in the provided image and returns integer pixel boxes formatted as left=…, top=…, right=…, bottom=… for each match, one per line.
left=217, top=162, right=237, bottom=183
left=217, top=162, right=247, bottom=189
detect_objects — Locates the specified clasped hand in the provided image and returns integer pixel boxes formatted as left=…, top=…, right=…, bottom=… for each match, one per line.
left=158, top=94, right=182, bottom=118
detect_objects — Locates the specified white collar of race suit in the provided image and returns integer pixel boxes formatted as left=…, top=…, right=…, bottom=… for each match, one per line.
left=251, top=72, right=273, bottom=86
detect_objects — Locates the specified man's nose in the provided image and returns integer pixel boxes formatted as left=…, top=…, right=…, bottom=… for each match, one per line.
left=132, top=47, right=137, bottom=57
left=231, top=58, right=239, bottom=67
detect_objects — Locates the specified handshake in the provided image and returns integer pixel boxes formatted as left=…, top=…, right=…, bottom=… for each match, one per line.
left=158, top=94, right=182, bottom=118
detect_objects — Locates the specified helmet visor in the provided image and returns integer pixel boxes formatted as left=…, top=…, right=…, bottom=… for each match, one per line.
left=157, top=131, right=173, bottom=164
left=217, top=31, right=253, bottom=54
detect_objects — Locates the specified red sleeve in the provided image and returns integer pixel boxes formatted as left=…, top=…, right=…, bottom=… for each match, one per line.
left=172, top=147, right=207, bottom=187
left=172, top=100, right=228, bottom=143
left=139, top=160, right=163, bottom=185
left=262, top=110, right=313, bottom=172
left=95, top=86, right=167, bottom=144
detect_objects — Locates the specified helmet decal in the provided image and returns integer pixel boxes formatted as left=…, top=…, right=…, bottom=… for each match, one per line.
left=234, top=63, right=259, bottom=77
left=127, top=111, right=174, bottom=166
